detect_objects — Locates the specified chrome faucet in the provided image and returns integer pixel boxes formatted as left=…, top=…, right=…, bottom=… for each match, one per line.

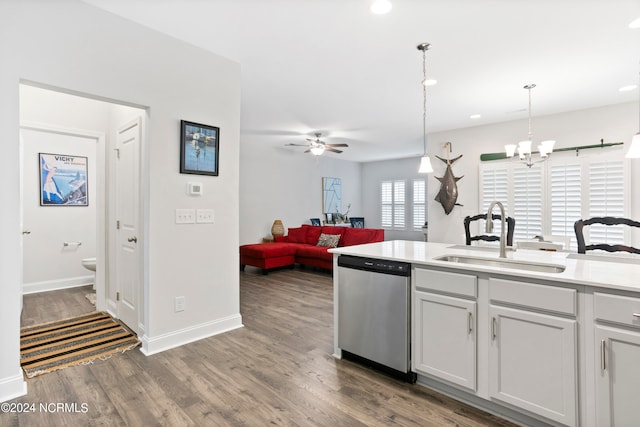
left=486, top=201, right=507, bottom=258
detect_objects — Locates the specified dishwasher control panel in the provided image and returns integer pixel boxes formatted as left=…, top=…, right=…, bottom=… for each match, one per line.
left=338, top=255, right=410, bottom=276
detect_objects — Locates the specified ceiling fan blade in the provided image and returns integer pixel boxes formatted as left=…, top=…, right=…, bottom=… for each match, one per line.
left=285, top=143, right=310, bottom=147
left=304, top=149, right=311, bottom=153
left=325, top=147, right=343, bottom=153
left=326, top=143, right=349, bottom=148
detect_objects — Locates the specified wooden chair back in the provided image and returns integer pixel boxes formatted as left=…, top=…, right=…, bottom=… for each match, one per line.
left=464, top=214, right=515, bottom=246
left=574, top=217, right=640, bottom=254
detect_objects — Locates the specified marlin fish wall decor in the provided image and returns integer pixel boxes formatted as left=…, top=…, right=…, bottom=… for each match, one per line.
left=434, top=142, right=463, bottom=215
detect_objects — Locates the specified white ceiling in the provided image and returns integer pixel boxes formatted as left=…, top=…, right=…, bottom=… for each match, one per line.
left=83, top=0, right=640, bottom=162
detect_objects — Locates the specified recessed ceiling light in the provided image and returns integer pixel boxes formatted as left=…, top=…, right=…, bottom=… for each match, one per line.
left=370, top=0, right=392, bottom=15
left=470, top=114, right=482, bottom=119
left=422, top=78, right=437, bottom=86
left=629, top=17, right=640, bottom=28
left=619, top=84, right=638, bottom=92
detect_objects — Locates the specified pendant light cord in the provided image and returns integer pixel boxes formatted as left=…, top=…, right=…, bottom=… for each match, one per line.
left=422, top=48, right=427, bottom=155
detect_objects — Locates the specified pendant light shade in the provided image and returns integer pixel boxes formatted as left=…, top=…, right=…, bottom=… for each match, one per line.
left=417, top=42, right=434, bottom=174
left=626, top=70, right=640, bottom=158
left=418, top=156, right=434, bottom=173
left=626, top=132, right=640, bottom=158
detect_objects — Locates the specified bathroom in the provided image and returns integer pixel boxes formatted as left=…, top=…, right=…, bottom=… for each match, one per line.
left=20, top=84, right=143, bottom=316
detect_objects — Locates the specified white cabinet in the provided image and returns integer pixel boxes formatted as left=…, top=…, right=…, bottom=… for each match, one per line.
left=489, top=305, right=578, bottom=426
left=488, top=278, right=578, bottom=427
left=413, top=268, right=477, bottom=391
left=593, top=292, right=640, bottom=426
left=415, top=291, right=476, bottom=391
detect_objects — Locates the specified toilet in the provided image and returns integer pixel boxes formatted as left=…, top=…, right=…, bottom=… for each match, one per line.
left=81, top=257, right=96, bottom=272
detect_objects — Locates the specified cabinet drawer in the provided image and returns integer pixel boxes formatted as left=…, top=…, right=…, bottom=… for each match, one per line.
left=594, top=292, right=640, bottom=328
left=489, top=278, right=576, bottom=316
left=414, top=268, right=477, bottom=298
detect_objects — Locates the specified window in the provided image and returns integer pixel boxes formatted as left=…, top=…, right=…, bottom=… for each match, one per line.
left=588, top=160, right=625, bottom=246
left=479, top=150, right=628, bottom=247
left=381, top=180, right=405, bottom=228
left=413, top=179, right=426, bottom=229
left=381, top=179, right=426, bottom=230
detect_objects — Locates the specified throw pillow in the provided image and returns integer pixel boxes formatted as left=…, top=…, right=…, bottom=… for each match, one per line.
left=317, top=233, right=341, bottom=248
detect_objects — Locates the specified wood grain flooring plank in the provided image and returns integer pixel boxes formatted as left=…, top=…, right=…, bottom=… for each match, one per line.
left=3, top=268, right=518, bottom=427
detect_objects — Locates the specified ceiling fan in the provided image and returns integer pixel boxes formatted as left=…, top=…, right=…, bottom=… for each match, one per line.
left=285, top=132, right=349, bottom=155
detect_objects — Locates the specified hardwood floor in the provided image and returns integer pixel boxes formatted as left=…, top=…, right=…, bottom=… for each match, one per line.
left=20, top=285, right=96, bottom=326
left=3, top=268, right=516, bottom=427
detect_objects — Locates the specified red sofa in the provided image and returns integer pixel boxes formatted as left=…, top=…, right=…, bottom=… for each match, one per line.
left=240, top=224, right=384, bottom=273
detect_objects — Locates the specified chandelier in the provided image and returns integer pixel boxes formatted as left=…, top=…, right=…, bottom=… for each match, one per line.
left=505, top=84, right=555, bottom=167
left=417, top=42, right=434, bottom=173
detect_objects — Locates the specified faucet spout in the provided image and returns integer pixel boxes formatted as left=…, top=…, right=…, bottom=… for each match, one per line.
left=486, top=201, right=507, bottom=258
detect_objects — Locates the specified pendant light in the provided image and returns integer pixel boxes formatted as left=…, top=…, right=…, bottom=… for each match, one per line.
left=626, top=70, right=640, bottom=158
left=417, top=43, right=434, bottom=174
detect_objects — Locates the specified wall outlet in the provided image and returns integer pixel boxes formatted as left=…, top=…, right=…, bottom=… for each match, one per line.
left=175, top=296, right=186, bottom=312
left=175, top=209, right=195, bottom=224
left=196, top=209, right=214, bottom=223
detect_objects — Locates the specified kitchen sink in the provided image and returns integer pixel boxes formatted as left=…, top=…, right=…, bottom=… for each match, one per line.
left=434, top=255, right=566, bottom=273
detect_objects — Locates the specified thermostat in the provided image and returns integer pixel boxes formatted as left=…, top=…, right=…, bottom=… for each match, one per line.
left=187, top=182, right=203, bottom=196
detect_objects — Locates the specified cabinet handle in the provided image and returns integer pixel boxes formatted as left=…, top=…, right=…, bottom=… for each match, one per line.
left=468, top=312, right=473, bottom=334
left=492, top=317, right=497, bottom=340
left=601, top=339, right=606, bottom=371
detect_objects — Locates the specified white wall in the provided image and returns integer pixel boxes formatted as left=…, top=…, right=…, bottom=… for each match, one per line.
left=240, top=141, right=362, bottom=244
left=363, top=102, right=639, bottom=245
left=0, top=0, right=241, bottom=402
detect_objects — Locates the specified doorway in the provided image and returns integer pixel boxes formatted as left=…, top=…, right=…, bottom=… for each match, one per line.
left=19, top=84, right=145, bottom=334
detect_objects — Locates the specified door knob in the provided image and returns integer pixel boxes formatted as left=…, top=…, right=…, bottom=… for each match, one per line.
left=128, top=236, right=137, bottom=243
left=22, top=230, right=31, bottom=235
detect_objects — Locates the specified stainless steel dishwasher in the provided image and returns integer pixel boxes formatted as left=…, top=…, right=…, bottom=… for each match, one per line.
left=337, top=255, right=416, bottom=382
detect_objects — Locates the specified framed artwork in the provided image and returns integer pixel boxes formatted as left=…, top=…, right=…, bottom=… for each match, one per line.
left=180, top=120, right=220, bottom=176
left=322, top=177, right=341, bottom=214
left=39, top=153, right=88, bottom=206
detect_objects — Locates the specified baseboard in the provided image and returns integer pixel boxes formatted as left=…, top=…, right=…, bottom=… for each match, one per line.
left=0, top=370, right=27, bottom=403
left=139, top=313, right=243, bottom=356
left=22, top=276, right=94, bottom=294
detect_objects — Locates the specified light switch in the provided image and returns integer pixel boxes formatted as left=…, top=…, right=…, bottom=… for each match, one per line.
left=196, top=209, right=214, bottom=224
left=175, top=209, right=195, bottom=224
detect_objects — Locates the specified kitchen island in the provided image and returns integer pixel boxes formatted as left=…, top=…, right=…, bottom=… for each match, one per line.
left=330, top=240, right=640, bottom=427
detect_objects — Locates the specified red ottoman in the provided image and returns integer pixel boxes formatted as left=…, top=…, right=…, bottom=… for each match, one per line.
left=239, top=242, right=299, bottom=274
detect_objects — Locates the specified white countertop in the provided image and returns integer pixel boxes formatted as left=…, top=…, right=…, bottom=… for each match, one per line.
left=330, top=240, right=640, bottom=293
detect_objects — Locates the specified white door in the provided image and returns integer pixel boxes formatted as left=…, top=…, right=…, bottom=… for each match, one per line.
left=595, top=325, right=640, bottom=427
left=489, top=305, right=578, bottom=426
left=114, top=117, right=141, bottom=333
left=414, top=290, right=476, bottom=391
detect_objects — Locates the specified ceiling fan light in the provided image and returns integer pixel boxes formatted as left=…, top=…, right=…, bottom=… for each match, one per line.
left=626, top=132, right=640, bottom=158
left=505, top=144, right=517, bottom=157
left=418, top=156, right=434, bottom=173
left=310, top=146, right=324, bottom=156
left=629, top=16, right=640, bottom=29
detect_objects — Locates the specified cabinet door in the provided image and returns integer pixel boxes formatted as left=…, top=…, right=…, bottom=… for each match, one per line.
left=489, top=305, right=577, bottom=427
left=595, top=325, right=640, bottom=427
left=414, top=291, right=476, bottom=391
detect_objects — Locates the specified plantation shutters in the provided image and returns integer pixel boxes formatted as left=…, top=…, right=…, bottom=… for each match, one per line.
left=479, top=150, right=628, bottom=247
left=588, top=160, right=625, bottom=246
left=413, top=179, right=426, bottom=229
left=381, top=180, right=406, bottom=229
left=550, top=162, right=581, bottom=249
